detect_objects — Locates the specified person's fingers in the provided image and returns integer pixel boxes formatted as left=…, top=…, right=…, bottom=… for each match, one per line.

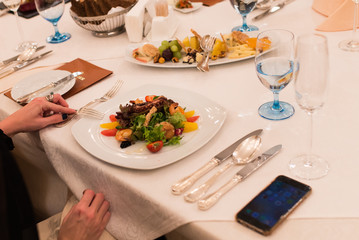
left=102, top=211, right=111, bottom=225
left=43, top=101, right=76, bottom=115
left=38, top=113, right=67, bottom=126
left=78, top=189, right=96, bottom=207
left=90, top=193, right=105, bottom=211
left=97, top=200, right=110, bottom=217
left=52, top=94, right=69, bottom=107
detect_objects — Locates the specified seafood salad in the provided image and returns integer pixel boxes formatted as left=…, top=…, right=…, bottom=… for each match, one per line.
left=100, top=95, right=199, bottom=153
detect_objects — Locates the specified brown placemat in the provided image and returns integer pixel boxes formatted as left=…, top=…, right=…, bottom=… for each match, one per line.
left=191, top=0, right=223, bottom=7
left=4, top=58, right=113, bottom=102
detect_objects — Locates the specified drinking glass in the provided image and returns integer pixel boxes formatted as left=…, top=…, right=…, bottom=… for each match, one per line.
left=34, top=0, right=71, bottom=43
left=230, top=0, right=258, bottom=32
left=339, top=0, right=359, bottom=51
left=3, top=0, right=36, bottom=51
left=289, top=33, right=329, bottom=180
left=255, top=29, right=295, bottom=120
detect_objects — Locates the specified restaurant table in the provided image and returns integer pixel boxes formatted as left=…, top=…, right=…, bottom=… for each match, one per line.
left=1, top=0, right=359, bottom=239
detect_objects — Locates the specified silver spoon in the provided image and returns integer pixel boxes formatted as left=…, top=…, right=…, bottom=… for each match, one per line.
left=16, top=45, right=37, bottom=63
left=184, top=135, right=262, bottom=202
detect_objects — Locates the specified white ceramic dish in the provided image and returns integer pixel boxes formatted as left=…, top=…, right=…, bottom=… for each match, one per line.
left=11, top=70, right=75, bottom=101
left=174, top=2, right=202, bottom=13
left=71, top=85, right=227, bottom=170
left=125, top=33, right=257, bottom=68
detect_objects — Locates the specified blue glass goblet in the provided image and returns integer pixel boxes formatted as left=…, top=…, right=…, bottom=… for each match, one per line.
left=230, top=0, right=258, bottom=32
left=35, top=0, right=71, bottom=43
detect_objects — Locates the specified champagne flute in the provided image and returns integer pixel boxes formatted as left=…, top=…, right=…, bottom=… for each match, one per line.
left=339, top=0, right=359, bottom=51
left=34, top=0, right=71, bottom=43
left=289, top=33, right=329, bottom=180
left=255, top=29, right=295, bottom=120
left=3, top=0, right=36, bottom=51
left=230, top=0, right=258, bottom=32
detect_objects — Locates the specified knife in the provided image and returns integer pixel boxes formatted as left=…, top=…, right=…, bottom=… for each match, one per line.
left=15, top=71, right=83, bottom=105
left=171, top=129, right=263, bottom=195
left=253, top=0, right=295, bottom=21
left=0, top=50, right=53, bottom=80
left=198, top=144, right=282, bottom=210
left=0, top=45, right=46, bottom=67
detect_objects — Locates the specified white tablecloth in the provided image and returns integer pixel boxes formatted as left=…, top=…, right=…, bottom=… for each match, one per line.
left=1, top=0, right=359, bottom=239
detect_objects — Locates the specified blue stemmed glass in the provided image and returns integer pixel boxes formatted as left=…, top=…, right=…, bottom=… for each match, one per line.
left=35, top=0, right=71, bottom=43
left=230, top=0, right=258, bottom=32
left=255, top=29, right=295, bottom=120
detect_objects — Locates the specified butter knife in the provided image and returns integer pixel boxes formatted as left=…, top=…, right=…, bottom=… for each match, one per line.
left=171, top=129, right=263, bottom=195
left=0, top=50, right=53, bottom=80
left=253, top=0, right=295, bottom=21
left=15, top=71, right=83, bottom=105
left=198, top=144, right=282, bottom=210
left=0, top=45, right=46, bottom=67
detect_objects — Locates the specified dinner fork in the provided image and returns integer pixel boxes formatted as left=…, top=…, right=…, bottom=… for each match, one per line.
left=54, top=107, right=104, bottom=128
left=197, top=36, right=216, bottom=72
left=82, top=79, right=124, bottom=109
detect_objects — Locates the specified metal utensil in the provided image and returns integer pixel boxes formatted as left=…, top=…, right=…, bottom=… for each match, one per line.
left=0, top=45, right=45, bottom=68
left=0, top=50, right=53, bottom=79
left=197, top=35, right=216, bottom=72
left=54, top=79, right=124, bottom=128
left=253, top=0, right=294, bottom=21
left=171, top=129, right=263, bottom=195
left=184, top=135, right=262, bottom=203
left=197, top=144, right=282, bottom=210
left=15, top=71, right=83, bottom=105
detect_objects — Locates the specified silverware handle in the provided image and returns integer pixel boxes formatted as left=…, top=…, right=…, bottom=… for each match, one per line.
left=171, top=158, right=219, bottom=195
left=253, top=9, right=270, bottom=21
left=184, top=161, right=233, bottom=202
left=0, top=68, right=15, bottom=79
left=197, top=175, right=242, bottom=210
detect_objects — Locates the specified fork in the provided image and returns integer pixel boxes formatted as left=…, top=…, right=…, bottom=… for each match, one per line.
left=197, top=36, right=216, bottom=72
left=54, top=79, right=123, bottom=127
left=82, top=79, right=124, bottom=109
left=54, top=107, right=104, bottom=128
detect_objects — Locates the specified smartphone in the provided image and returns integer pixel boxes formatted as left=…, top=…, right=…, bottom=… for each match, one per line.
left=235, top=175, right=312, bottom=236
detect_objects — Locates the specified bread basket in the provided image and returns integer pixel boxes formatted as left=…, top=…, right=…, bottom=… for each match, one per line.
left=69, top=4, right=136, bottom=37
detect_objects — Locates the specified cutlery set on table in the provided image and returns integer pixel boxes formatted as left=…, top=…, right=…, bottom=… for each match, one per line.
left=0, top=45, right=52, bottom=79
left=171, top=129, right=282, bottom=210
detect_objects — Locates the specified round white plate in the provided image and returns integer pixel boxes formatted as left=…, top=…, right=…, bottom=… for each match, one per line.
left=174, top=2, right=202, bottom=13
left=11, top=70, right=75, bottom=101
left=71, top=85, right=227, bottom=170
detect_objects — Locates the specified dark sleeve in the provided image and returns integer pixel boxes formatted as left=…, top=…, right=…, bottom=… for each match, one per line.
left=0, top=131, right=39, bottom=240
left=0, top=129, right=14, bottom=151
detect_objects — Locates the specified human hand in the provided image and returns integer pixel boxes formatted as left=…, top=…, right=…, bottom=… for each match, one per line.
left=58, top=190, right=111, bottom=240
left=0, top=94, right=76, bottom=136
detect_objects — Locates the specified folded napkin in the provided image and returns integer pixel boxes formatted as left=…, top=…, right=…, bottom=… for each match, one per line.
left=4, top=58, right=112, bottom=102
left=125, top=0, right=152, bottom=42
left=314, top=0, right=359, bottom=31
left=191, top=0, right=223, bottom=7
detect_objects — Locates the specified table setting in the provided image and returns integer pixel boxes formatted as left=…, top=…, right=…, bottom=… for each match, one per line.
left=1, top=0, right=359, bottom=239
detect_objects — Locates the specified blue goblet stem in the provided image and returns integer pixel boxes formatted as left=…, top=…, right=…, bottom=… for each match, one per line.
left=52, top=22, right=62, bottom=39
left=241, top=14, right=249, bottom=31
left=272, top=92, right=282, bottom=111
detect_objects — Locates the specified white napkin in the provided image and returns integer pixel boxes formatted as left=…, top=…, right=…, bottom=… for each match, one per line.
left=125, top=0, right=153, bottom=42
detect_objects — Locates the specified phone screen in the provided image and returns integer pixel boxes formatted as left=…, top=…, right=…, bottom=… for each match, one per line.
left=235, top=175, right=311, bottom=235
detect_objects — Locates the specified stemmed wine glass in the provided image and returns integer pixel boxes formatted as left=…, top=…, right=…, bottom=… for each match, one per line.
left=3, top=0, right=36, bottom=51
left=229, top=0, right=258, bottom=32
left=34, top=0, right=71, bottom=43
left=339, top=0, right=359, bottom=51
left=289, top=33, right=329, bottom=180
left=255, top=29, right=295, bottom=120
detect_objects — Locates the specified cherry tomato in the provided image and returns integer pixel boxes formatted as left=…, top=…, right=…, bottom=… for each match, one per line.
left=145, top=95, right=157, bottom=102
left=186, top=116, right=199, bottom=122
left=146, top=140, right=164, bottom=153
left=109, top=114, right=117, bottom=122
left=101, top=129, right=117, bottom=136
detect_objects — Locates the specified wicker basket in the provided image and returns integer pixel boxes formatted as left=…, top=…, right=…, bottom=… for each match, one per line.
left=69, top=5, right=135, bottom=37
